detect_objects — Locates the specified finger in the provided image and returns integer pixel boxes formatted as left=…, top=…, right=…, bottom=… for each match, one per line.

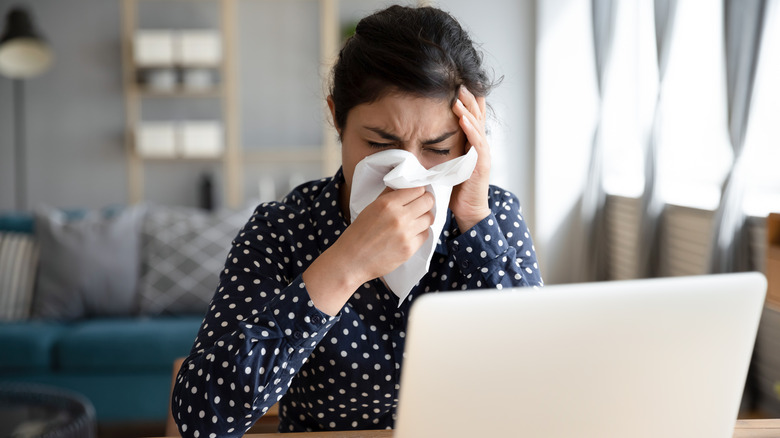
left=453, top=98, right=483, bottom=132
left=402, top=227, right=431, bottom=258
left=476, top=95, right=486, bottom=119
left=377, top=186, right=425, bottom=207
left=459, top=113, right=486, bottom=150
left=405, top=191, right=435, bottom=217
left=409, top=210, right=435, bottom=234
left=459, top=86, right=483, bottom=121
left=454, top=98, right=485, bottom=136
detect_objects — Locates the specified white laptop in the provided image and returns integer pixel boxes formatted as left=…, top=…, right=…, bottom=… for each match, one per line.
left=394, top=272, right=767, bottom=438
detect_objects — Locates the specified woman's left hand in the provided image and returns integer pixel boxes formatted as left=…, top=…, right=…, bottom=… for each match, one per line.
left=450, top=85, right=491, bottom=232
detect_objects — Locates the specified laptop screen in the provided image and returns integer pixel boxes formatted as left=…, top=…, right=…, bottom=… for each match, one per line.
left=394, top=273, right=766, bottom=438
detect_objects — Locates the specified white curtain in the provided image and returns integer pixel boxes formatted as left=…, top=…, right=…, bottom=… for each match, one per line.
left=709, top=0, right=768, bottom=273
left=638, top=0, right=678, bottom=278
left=578, top=0, right=617, bottom=281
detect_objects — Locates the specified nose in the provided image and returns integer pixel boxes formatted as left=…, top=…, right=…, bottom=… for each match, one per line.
left=402, top=148, right=435, bottom=170
left=402, top=147, right=426, bottom=166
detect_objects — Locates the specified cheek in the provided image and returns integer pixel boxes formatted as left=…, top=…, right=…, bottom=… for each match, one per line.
left=340, top=136, right=371, bottom=187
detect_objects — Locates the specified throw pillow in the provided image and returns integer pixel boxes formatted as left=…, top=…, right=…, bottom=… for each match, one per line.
left=32, top=205, right=146, bottom=320
left=0, top=233, right=40, bottom=321
left=137, top=205, right=253, bottom=315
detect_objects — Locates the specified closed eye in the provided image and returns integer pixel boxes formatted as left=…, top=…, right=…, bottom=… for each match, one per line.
left=368, top=142, right=394, bottom=149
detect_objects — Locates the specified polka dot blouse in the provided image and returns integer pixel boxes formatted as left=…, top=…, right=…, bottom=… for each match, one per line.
left=172, top=169, right=543, bottom=437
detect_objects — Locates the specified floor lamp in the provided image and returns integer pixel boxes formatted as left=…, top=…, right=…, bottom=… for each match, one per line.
left=0, top=6, right=52, bottom=211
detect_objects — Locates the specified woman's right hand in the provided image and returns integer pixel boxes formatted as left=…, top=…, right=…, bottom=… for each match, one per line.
left=344, top=186, right=434, bottom=280
left=303, top=186, right=434, bottom=315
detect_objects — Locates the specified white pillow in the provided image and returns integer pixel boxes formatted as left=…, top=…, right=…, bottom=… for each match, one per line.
left=32, top=205, right=146, bottom=320
left=0, top=232, right=40, bottom=321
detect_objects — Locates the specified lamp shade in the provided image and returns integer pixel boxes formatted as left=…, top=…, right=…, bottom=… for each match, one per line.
left=0, top=7, right=52, bottom=78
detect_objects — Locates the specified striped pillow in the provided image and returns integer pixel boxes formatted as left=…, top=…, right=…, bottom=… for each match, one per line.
left=0, top=233, right=40, bottom=321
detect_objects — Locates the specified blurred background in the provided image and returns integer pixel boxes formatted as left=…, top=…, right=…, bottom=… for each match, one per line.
left=0, top=0, right=776, bottom=284
left=1, top=0, right=779, bottom=435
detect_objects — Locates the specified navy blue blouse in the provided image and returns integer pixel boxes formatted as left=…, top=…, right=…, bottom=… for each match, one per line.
left=172, top=169, right=543, bottom=437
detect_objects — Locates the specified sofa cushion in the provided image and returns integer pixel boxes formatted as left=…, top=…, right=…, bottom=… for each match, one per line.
left=0, top=321, right=66, bottom=371
left=137, top=205, right=252, bottom=315
left=0, top=233, right=40, bottom=321
left=33, top=205, right=146, bottom=320
left=55, top=316, right=202, bottom=372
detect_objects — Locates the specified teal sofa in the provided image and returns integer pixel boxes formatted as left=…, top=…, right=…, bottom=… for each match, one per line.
left=0, top=316, right=201, bottom=423
left=0, top=205, right=248, bottom=424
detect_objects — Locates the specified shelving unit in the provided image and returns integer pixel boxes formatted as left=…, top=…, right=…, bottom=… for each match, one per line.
left=122, top=0, right=424, bottom=208
left=122, top=0, right=241, bottom=206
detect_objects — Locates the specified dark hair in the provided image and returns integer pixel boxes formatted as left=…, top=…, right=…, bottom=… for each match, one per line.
left=329, top=5, right=497, bottom=130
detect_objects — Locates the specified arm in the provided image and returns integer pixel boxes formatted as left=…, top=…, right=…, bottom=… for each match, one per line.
left=173, top=185, right=437, bottom=437
left=446, top=188, right=543, bottom=289
left=172, top=205, right=337, bottom=438
left=447, top=86, right=542, bottom=288
left=303, top=186, right=434, bottom=315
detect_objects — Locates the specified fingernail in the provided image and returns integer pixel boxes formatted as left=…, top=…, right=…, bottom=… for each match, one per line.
left=462, top=115, right=472, bottom=128
left=456, top=99, right=465, bottom=108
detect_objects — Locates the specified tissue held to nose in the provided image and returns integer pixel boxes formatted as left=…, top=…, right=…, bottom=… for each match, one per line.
left=349, top=147, right=478, bottom=305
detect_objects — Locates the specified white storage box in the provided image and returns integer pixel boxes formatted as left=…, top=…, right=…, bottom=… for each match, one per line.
left=177, top=30, right=222, bottom=65
left=134, top=30, right=176, bottom=66
left=137, top=122, right=177, bottom=158
left=180, top=121, right=223, bottom=158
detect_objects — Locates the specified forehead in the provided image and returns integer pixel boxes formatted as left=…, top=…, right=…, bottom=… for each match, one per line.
left=345, top=93, right=457, bottom=135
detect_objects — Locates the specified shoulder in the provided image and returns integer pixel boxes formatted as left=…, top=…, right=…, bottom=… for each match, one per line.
left=251, top=176, right=335, bottom=217
left=280, top=176, right=336, bottom=210
left=241, top=175, right=338, bottom=234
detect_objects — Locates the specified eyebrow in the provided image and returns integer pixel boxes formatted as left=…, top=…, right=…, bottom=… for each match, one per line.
left=364, top=127, right=458, bottom=145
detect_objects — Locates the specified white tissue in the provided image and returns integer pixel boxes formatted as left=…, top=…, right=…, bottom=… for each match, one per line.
left=349, top=147, right=478, bottom=306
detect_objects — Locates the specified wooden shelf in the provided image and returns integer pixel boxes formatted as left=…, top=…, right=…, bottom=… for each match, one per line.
left=122, top=0, right=239, bottom=206
left=136, top=88, right=222, bottom=98
left=134, top=155, right=224, bottom=162
left=135, top=63, right=222, bottom=69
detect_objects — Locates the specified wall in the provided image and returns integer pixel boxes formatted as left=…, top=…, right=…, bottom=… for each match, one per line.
left=535, top=0, right=597, bottom=284
left=0, top=0, right=126, bottom=210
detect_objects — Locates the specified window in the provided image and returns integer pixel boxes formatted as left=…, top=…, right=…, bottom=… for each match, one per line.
left=742, top=1, right=780, bottom=217
left=601, top=0, right=648, bottom=198
left=603, top=0, right=778, bottom=216
left=658, top=0, right=732, bottom=210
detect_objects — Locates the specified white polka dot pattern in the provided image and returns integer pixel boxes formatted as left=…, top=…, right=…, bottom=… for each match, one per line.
left=171, top=170, right=543, bottom=437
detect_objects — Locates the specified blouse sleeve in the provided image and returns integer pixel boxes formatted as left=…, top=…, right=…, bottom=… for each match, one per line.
left=446, top=187, right=543, bottom=289
left=171, top=204, right=338, bottom=438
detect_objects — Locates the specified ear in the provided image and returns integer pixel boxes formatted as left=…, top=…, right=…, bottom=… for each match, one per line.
left=326, top=95, right=341, bottom=135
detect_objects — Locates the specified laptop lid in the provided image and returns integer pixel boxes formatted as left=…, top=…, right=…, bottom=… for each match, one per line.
left=394, top=272, right=767, bottom=438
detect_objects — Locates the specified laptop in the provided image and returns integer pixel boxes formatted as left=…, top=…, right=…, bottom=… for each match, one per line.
left=394, top=272, right=767, bottom=438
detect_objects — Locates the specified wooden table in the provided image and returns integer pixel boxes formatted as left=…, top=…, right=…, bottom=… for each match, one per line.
left=152, top=419, right=780, bottom=437
left=733, top=419, right=780, bottom=438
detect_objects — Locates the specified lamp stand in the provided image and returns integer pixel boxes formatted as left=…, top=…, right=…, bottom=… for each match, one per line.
left=12, top=78, right=26, bottom=210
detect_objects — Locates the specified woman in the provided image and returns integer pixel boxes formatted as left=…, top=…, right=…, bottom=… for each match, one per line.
left=172, top=5, right=543, bottom=436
